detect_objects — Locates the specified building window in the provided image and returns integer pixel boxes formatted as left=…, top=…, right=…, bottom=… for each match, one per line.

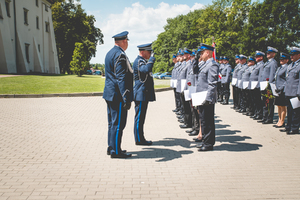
left=38, top=44, right=40, bottom=52
left=36, top=16, right=39, bottom=29
left=24, top=8, right=29, bottom=25
left=5, top=0, right=11, bottom=17
left=36, top=0, right=38, bottom=7
left=45, top=21, right=49, bottom=32
left=25, top=44, right=30, bottom=63
left=45, top=4, right=48, bottom=12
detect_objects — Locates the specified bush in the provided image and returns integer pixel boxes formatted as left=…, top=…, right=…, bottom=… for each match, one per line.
left=70, top=43, right=90, bottom=77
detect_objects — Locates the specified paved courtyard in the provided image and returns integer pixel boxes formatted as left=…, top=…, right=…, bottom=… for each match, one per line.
left=0, top=90, right=300, bottom=200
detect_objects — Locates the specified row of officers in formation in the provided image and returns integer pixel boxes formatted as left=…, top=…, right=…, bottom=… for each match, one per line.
left=172, top=45, right=300, bottom=151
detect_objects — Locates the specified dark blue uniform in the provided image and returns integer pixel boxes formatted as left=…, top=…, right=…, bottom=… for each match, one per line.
left=133, top=55, right=156, bottom=142
left=103, top=45, right=133, bottom=155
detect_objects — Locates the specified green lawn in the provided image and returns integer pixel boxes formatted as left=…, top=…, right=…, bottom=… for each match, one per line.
left=0, top=74, right=170, bottom=94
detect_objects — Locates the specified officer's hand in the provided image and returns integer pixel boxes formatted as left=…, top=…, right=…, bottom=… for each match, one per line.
left=202, top=100, right=210, bottom=106
left=298, top=96, right=300, bottom=101
left=123, top=101, right=131, bottom=110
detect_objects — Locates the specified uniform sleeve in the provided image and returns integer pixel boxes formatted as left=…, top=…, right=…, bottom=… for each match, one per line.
left=206, top=63, right=218, bottom=102
left=138, top=56, right=155, bottom=73
left=115, top=54, right=131, bottom=103
left=269, top=61, right=278, bottom=83
left=226, top=66, right=231, bottom=83
left=297, top=71, right=300, bottom=97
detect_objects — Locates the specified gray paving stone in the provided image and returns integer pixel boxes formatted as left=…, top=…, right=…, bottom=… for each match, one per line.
left=0, top=91, right=300, bottom=199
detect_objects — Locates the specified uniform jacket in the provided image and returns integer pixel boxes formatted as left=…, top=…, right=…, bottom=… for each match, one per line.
left=176, top=61, right=188, bottom=93
left=284, top=59, right=300, bottom=97
left=232, top=63, right=242, bottom=79
left=183, top=60, right=196, bottom=90
left=193, top=58, right=219, bottom=103
left=171, top=62, right=180, bottom=80
left=221, top=63, right=232, bottom=84
left=103, top=45, right=133, bottom=103
left=249, top=64, right=260, bottom=89
left=273, top=64, right=288, bottom=94
left=260, top=58, right=278, bottom=84
left=133, top=55, right=156, bottom=102
left=237, top=63, right=248, bottom=89
left=241, top=65, right=254, bottom=89
left=218, top=63, right=225, bottom=82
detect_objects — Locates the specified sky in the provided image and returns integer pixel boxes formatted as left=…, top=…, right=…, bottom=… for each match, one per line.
left=78, top=0, right=213, bottom=64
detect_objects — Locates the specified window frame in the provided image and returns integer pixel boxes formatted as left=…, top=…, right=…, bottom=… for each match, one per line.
left=5, top=0, right=11, bottom=18
left=25, top=43, right=30, bottom=63
left=24, top=8, right=29, bottom=25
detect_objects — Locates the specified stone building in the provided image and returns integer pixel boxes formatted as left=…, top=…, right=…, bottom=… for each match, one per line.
left=0, top=0, right=59, bottom=74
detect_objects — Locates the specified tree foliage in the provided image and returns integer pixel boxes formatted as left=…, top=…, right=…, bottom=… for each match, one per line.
left=153, top=0, right=300, bottom=71
left=51, top=0, right=104, bottom=74
left=70, top=42, right=89, bottom=76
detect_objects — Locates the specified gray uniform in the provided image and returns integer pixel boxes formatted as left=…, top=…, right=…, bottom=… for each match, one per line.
left=221, top=64, right=232, bottom=84
left=283, top=58, right=300, bottom=132
left=237, top=64, right=248, bottom=89
left=274, top=64, right=288, bottom=93
left=176, top=61, right=188, bottom=93
left=183, top=60, right=195, bottom=90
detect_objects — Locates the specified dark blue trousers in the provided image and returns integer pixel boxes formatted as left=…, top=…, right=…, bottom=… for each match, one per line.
left=286, top=96, right=300, bottom=132
left=198, top=104, right=215, bottom=148
left=106, top=100, right=128, bottom=155
left=134, top=101, right=149, bottom=142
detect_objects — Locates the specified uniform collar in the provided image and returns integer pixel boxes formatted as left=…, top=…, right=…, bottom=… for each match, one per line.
left=268, top=57, right=275, bottom=62
left=114, top=45, right=125, bottom=53
left=257, top=60, right=264, bottom=65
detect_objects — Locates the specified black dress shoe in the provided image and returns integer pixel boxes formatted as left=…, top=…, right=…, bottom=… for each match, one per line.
left=196, top=143, right=204, bottom=148
left=193, top=137, right=203, bottom=142
left=280, top=129, right=290, bottom=132
left=179, top=124, right=190, bottom=128
left=111, top=152, right=132, bottom=158
left=172, top=109, right=178, bottom=112
left=198, top=146, right=213, bottom=151
left=262, top=121, right=273, bottom=124
left=287, top=130, right=299, bottom=135
left=254, top=116, right=263, bottom=120
left=186, top=129, right=194, bottom=133
left=175, top=112, right=181, bottom=115
left=188, top=130, right=198, bottom=136
left=178, top=119, right=184, bottom=123
left=107, top=150, right=126, bottom=155
left=136, top=140, right=153, bottom=145
left=250, top=115, right=257, bottom=118
left=177, top=115, right=183, bottom=119
left=257, top=120, right=265, bottom=123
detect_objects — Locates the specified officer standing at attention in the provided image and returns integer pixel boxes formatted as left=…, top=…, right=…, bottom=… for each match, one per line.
left=249, top=52, right=263, bottom=119
left=252, top=51, right=265, bottom=120
left=237, top=55, right=248, bottom=113
left=220, top=56, right=232, bottom=105
left=231, top=55, right=241, bottom=110
left=193, top=44, right=219, bottom=151
left=171, top=54, right=179, bottom=113
left=280, top=47, right=300, bottom=134
left=103, top=31, right=133, bottom=158
left=217, top=56, right=225, bottom=102
left=258, top=46, right=278, bottom=124
left=133, top=43, right=156, bottom=145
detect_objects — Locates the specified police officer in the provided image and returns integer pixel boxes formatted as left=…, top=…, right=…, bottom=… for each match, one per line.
left=133, top=43, right=156, bottom=145
left=175, top=50, right=184, bottom=118
left=242, top=56, right=256, bottom=116
left=171, top=54, right=179, bottom=112
left=237, top=55, right=248, bottom=113
left=217, top=56, right=225, bottom=102
left=103, top=31, right=133, bottom=158
left=273, top=53, right=289, bottom=128
left=177, top=48, right=192, bottom=129
left=280, top=47, right=300, bottom=134
left=193, top=44, right=219, bottom=151
left=253, top=51, right=265, bottom=120
left=258, top=46, right=278, bottom=124
left=231, top=55, right=241, bottom=109
left=249, top=51, right=264, bottom=119
left=220, top=56, right=232, bottom=105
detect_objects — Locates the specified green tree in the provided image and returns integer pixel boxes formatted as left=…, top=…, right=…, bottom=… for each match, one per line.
left=51, top=0, right=104, bottom=74
left=70, top=43, right=89, bottom=76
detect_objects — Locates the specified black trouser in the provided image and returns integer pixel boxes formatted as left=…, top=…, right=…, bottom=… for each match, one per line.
left=251, top=88, right=262, bottom=117
left=236, top=88, right=242, bottom=109
left=239, top=89, right=246, bottom=111
left=190, top=101, right=199, bottom=131
left=175, top=91, right=182, bottom=113
left=181, top=93, right=192, bottom=126
left=173, top=88, right=179, bottom=110
left=286, top=96, right=300, bottom=132
left=198, top=104, right=215, bottom=148
left=262, top=90, right=274, bottom=122
left=222, top=83, right=230, bottom=103
left=217, top=82, right=222, bottom=100
left=233, top=85, right=238, bottom=108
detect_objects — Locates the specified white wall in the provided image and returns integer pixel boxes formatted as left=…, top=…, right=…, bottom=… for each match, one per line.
left=0, top=0, right=59, bottom=74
